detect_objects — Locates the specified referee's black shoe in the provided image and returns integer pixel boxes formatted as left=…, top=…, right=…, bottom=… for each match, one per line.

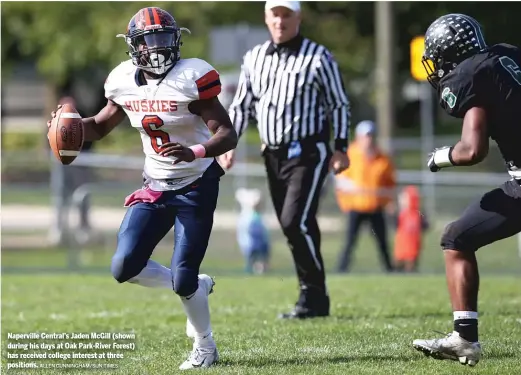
left=278, top=290, right=330, bottom=319
left=278, top=304, right=329, bottom=319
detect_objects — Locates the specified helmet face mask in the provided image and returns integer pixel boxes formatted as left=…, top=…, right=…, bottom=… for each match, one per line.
left=422, top=52, right=458, bottom=89
left=118, top=8, right=186, bottom=76
left=422, top=14, right=487, bottom=89
left=422, top=55, right=439, bottom=88
left=127, top=30, right=180, bottom=76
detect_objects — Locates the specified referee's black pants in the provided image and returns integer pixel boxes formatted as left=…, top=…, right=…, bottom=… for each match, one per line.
left=263, top=140, right=331, bottom=310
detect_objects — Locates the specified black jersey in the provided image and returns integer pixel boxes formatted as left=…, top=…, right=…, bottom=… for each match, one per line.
left=437, top=43, right=521, bottom=175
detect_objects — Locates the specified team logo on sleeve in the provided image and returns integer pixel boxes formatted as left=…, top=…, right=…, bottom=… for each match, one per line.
left=441, top=87, right=457, bottom=109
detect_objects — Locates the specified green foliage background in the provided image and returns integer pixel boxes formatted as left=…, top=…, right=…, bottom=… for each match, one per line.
left=3, top=2, right=520, bottom=84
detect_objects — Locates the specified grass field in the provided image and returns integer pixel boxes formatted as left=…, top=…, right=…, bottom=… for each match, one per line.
left=2, top=228, right=521, bottom=374
left=2, top=275, right=520, bottom=375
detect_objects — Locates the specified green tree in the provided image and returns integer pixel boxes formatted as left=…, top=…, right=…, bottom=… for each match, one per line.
left=1, top=2, right=376, bottom=85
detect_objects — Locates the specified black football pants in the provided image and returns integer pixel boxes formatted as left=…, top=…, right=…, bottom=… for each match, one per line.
left=441, top=179, right=521, bottom=251
left=263, top=141, right=331, bottom=307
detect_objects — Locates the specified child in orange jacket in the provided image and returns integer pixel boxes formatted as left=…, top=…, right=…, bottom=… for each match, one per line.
left=393, top=185, right=429, bottom=272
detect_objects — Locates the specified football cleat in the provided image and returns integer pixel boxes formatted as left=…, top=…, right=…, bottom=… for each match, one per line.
left=413, top=331, right=482, bottom=366
left=179, top=344, right=219, bottom=370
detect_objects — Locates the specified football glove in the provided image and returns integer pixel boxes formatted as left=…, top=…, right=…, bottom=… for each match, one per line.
left=427, top=146, right=454, bottom=172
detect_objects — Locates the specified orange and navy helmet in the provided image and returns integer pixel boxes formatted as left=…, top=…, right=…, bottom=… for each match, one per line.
left=117, top=7, right=189, bottom=76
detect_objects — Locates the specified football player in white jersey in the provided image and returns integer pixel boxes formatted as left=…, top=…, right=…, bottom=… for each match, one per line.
left=47, top=7, right=237, bottom=369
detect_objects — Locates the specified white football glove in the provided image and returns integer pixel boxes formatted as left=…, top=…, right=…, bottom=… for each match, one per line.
left=427, top=146, right=454, bottom=172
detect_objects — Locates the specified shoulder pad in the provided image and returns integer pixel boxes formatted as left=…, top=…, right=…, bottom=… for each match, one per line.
left=176, top=58, right=222, bottom=101
left=438, top=65, right=485, bottom=118
left=104, top=60, right=135, bottom=102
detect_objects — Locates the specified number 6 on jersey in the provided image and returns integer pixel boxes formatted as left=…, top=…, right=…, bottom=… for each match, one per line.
left=499, top=56, right=521, bottom=85
left=141, top=115, right=170, bottom=153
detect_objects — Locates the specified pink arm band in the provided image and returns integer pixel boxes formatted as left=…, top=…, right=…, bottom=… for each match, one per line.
left=189, top=144, right=206, bottom=159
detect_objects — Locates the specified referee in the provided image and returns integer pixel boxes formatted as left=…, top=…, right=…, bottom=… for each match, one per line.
left=220, top=0, right=351, bottom=319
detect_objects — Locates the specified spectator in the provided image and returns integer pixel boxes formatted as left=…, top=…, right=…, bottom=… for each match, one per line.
left=235, top=188, right=271, bottom=275
left=334, top=120, right=395, bottom=273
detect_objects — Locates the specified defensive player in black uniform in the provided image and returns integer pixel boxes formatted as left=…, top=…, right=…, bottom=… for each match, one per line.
left=411, top=14, right=521, bottom=366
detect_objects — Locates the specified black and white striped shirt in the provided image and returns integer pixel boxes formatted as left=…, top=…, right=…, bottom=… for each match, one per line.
left=228, top=35, right=351, bottom=152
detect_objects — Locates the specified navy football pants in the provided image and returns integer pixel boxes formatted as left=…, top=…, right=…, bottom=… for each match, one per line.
left=111, top=161, right=223, bottom=297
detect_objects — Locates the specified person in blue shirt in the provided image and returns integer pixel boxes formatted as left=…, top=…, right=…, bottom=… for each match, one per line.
left=235, top=188, right=270, bottom=274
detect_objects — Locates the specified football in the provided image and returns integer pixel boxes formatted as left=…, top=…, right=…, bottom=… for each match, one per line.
left=48, top=103, right=84, bottom=165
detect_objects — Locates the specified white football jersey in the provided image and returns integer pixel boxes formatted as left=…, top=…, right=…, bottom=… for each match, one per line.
left=104, top=58, right=222, bottom=191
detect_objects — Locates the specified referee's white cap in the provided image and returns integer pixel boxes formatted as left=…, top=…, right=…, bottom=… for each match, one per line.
left=265, top=0, right=301, bottom=12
